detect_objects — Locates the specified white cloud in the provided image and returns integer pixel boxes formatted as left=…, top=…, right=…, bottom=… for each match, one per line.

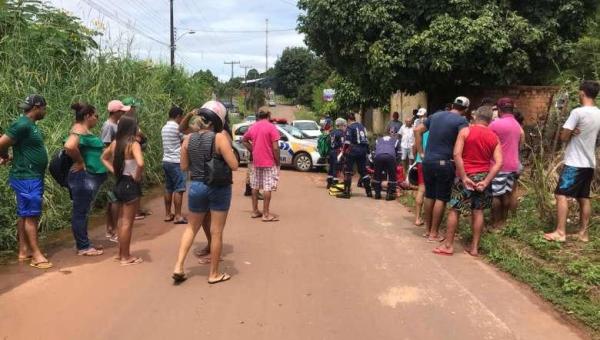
left=47, top=0, right=305, bottom=77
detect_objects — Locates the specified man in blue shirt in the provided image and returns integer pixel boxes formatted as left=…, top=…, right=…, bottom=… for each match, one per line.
left=327, top=118, right=347, bottom=189
left=338, top=113, right=372, bottom=199
left=372, top=132, right=401, bottom=200
left=414, top=96, right=470, bottom=242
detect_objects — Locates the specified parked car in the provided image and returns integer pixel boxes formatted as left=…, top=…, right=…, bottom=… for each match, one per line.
left=232, top=139, right=250, bottom=165
left=292, top=120, right=321, bottom=138
left=244, top=115, right=256, bottom=123
left=268, top=100, right=276, bottom=107
left=232, top=122, right=325, bottom=172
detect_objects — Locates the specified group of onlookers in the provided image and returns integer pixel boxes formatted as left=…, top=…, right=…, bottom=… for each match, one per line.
left=325, top=80, right=600, bottom=255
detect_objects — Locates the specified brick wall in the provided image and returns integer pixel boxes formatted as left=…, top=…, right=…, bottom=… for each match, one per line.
left=463, top=86, right=560, bottom=126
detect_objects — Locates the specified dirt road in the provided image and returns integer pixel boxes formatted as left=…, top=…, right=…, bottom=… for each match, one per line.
left=0, top=170, right=588, bottom=339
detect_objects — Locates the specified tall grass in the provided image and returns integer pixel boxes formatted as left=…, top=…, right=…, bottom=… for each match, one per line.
left=0, top=1, right=213, bottom=251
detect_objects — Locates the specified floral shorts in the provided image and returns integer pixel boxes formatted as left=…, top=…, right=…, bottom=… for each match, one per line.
left=449, top=172, right=492, bottom=215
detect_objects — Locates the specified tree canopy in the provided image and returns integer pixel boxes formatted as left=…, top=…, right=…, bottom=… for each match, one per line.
left=273, top=47, right=316, bottom=100
left=298, top=0, right=600, bottom=103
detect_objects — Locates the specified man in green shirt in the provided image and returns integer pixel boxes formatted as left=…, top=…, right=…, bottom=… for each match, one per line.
left=0, top=95, right=52, bottom=269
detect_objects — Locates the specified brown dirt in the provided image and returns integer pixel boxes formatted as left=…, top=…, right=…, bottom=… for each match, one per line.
left=0, top=170, right=590, bottom=340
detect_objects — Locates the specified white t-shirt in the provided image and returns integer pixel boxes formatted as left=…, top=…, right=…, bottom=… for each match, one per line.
left=399, top=125, right=415, bottom=149
left=563, top=106, right=600, bottom=168
left=161, top=120, right=184, bottom=163
left=101, top=119, right=118, bottom=144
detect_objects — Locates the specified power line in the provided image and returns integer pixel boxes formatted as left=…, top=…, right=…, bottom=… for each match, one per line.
left=102, top=0, right=167, bottom=38
left=81, top=0, right=169, bottom=47
left=179, top=28, right=296, bottom=34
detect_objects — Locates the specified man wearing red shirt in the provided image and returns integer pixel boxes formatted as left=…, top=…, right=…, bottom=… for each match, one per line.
left=433, top=108, right=503, bottom=256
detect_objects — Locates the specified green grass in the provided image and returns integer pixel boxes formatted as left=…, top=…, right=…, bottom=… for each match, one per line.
left=0, top=1, right=213, bottom=252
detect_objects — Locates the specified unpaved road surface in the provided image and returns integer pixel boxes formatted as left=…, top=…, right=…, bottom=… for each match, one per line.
left=0, top=170, right=588, bottom=340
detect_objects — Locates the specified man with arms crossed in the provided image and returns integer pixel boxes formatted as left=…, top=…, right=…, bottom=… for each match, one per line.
left=545, top=81, right=600, bottom=243
left=415, top=97, right=470, bottom=242
left=243, top=110, right=281, bottom=222
left=0, top=95, right=52, bottom=269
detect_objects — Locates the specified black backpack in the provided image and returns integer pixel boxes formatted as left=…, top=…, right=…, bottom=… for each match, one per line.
left=49, top=149, right=73, bottom=187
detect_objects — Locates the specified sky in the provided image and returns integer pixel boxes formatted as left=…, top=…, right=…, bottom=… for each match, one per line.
left=48, top=0, right=306, bottom=81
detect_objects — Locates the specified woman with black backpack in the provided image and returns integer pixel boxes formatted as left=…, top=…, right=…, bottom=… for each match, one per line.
left=64, top=102, right=107, bottom=256
left=172, top=101, right=238, bottom=285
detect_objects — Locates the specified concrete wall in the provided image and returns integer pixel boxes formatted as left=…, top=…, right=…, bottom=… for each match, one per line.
left=390, top=91, right=428, bottom=121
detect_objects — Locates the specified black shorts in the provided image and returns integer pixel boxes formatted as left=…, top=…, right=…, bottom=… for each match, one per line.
left=555, top=165, right=594, bottom=199
left=423, top=160, right=455, bottom=202
left=113, top=176, right=142, bottom=203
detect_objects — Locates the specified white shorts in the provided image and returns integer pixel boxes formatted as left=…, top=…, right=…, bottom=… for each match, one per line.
left=401, top=148, right=414, bottom=161
left=251, top=166, right=279, bottom=192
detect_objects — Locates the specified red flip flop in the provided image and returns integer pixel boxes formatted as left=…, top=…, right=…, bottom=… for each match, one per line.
left=432, top=247, right=453, bottom=256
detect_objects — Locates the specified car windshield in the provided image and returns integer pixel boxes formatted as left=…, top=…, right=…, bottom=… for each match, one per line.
left=294, top=121, right=319, bottom=131
left=279, top=124, right=305, bottom=139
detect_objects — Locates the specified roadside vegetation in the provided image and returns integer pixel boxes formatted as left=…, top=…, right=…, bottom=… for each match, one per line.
left=0, top=1, right=214, bottom=253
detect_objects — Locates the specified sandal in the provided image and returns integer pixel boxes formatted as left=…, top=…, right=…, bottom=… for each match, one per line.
left=120, top=257, right=143, bottom=266
left=30, top=261, right=53, bottom=269
left=174, top=218, right=188, bottom=225
left=262, top=215, right=280, bottom=222
left=208, top=273, right=231, bottom=284
left=172, top=272, right=187, bottom=284
left=251, top=212, right=263, bottom=219
left=432, top=247, right=453, bottom=256
left=164, top=214, right=175, bottom=222
left=77, top=247, right=104, bottom=256
left=543, top=232, right=566, bottom=243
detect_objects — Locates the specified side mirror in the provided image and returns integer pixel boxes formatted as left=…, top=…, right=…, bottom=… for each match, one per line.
left=280, top=135, right=288, bottom=142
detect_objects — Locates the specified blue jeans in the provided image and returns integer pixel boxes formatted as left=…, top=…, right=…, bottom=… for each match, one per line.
left=163, top=161, right=186, bottom=193
left=68, top=171, right=107, bottom=250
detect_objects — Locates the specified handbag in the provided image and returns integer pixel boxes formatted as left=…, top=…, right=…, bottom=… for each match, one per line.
left=205, top=133, right=233, bottom=186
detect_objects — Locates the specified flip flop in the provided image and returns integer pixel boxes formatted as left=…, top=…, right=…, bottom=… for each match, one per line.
left=164, top=214, right=175, bottom=222
left=414, top=221, right=425, bottom=227
left=198, top=257, right=223, bottom=265
left=262, top=216, right=279, bottom=222
left=432, top=247, right=453, bottom=256
left=543, top=233, right=566, bottom=243
left=77, top=248, right=104, bottom=256
left=120, top=257, right=143, bottom=266
left=427, top=236, right=445, bottom=243
left=172, top=272, right=187, bottom=284
left=208, top=273, right=231, bottom=284
left=30, top=261, right=53, bottom=269
left=251, top=212, right=263, bottom=219
left=18, top=255, right=32, bottom=262
left=174, top=218, right=188, bottom=225
left=464, top=249, right=479, bottom=257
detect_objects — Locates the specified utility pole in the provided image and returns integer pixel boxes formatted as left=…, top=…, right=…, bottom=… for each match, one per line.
left=170, top=0, right=175, bottom=69
left=224, top=60, right=240, bottom=110
left=265, top=18, right=269, bottom=72
left=240, top=65, right=253, bottom=82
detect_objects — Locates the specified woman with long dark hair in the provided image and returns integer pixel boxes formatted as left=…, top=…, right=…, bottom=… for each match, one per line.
left=102, top=115, right=144, bottom=266
left=64, top=102, right=107, bottom=256
left=172, top=101, right=238, bottom=284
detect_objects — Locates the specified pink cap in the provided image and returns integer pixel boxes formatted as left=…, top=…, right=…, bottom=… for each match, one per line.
left=107, top=100, right=131, bottom=113
left=201, top=100, right=227, bottom=124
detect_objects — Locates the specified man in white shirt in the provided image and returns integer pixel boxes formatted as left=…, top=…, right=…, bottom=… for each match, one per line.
left=161, top=106, right=186, bottom=224
left=399, top=117, right=415, bottom=174
left=545, top=81, right=600, bottom=243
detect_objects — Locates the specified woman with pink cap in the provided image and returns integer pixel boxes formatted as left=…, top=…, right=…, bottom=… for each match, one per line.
left=172, top=101, right=239, bottom=284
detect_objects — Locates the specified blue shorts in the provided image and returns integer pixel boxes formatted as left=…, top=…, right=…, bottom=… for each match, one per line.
left=188, top=181, right=232, bottom=213
left=163, top=162, right=186, bottom=193
left=9, top=178, right=44, bottom=218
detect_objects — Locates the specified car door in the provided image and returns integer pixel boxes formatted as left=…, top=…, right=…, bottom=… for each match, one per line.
left=277, top=128, right=294, bottom=165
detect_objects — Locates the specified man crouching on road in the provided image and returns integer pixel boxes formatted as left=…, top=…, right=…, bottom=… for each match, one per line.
left=243, top=109, right=281, bottom=222
left=433, top=107, right=503, bottom=256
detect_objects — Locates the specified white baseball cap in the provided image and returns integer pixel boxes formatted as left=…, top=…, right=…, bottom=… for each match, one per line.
left=417, top=108, right=427, bottom=117
left=453, top=96, right=470, bottom=109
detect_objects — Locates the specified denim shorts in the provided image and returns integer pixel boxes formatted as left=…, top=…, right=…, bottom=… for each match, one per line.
left=163, top=162, right=186, bottom=193
left=9, top=178, right=44, bottom=217
left=423, top=160, right=456, bottom=202
left=188, top=181, right=232, bottom=213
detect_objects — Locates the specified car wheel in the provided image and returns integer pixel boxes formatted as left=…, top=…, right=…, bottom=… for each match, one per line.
left=293, top=153, right=313, bottom=172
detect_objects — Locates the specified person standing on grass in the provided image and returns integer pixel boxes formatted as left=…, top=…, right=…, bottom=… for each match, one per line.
left=64, top=102, right=107, bottom=257
left=161, top=106, right=187, bottom=225
left=399, top=117, right=415, bottom=175
left=243, top=109, right=281, bottom=222
left=412, top=113, right=429, bottom=227
left=337, top=112, right=372, bottom=199
left=101, top=116, right=144, bottom=266
left=102, top=100, right=130, bottom=242
left=415, top=96, right=470, bottom=242
left=0, top=95, right=51, bottom=269
left=545, top=81, right=600, bottom=243
left=172, top=101, right=239, bottom=284
left=489, top=98, right=524, bottom=231
left=433, top=107, right=503, bottom=256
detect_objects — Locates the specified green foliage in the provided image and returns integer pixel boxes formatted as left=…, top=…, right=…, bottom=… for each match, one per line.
left=298, top=0, right=600, bottom=103
left=246, top=68, right=260, bottom=80
left=0, top=1, right=213, bottom=251
left=245, top=87, right=266, bottom=113
left=274, top=47, right=316, bottom=101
